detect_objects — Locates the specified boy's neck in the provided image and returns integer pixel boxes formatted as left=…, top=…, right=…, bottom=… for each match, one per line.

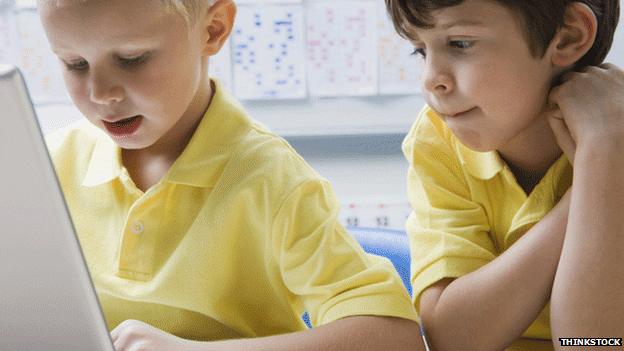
left=146, top=79, right=215, bottom=158
left=497, top=113, right=563, bottom=194
left=122, top=79, right=215, bottom=192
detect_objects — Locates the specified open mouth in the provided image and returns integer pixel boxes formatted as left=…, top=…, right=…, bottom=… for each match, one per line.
left=103, top=115, right=143, bottom=136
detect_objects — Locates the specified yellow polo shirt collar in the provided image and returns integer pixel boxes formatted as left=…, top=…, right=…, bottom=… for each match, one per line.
left=82, top=137, right=122, bottom=187
left=425, top=107, right=505, bottom=180
left=81, top=81, right=251, bottom=188
left=456, top=142, right=505, bottom=180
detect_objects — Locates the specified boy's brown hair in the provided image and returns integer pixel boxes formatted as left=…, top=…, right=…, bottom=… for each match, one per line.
left=385, top=0, right=620, bottom=68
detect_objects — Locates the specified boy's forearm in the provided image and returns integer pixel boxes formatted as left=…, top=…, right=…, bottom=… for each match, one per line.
left=195, top=316, right=424, bottom=351
left=551, top=143, right=624, bottom=342
left=425, top=194, right=570, bottom=351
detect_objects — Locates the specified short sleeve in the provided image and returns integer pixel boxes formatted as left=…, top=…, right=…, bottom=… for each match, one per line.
left=272, top=179, right=418, bottom=326
left=403, top=110, right=497, bottom=312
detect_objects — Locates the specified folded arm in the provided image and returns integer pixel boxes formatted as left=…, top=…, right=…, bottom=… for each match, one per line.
left=205, top=316, right=423, bottom=351
left=550, top=143, right=624, bottom=342
left=419, top=191, right=570, bottom=351
left=111, top=316, right=424, bottom=351
left=547, top=63, right=624, bottom=343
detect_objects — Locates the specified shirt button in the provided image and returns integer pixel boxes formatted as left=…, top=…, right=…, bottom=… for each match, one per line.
left=131, top=221, right=145, bottom=234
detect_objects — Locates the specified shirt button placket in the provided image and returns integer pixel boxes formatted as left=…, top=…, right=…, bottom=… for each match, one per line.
left=119, top=212, right=147, bottom=275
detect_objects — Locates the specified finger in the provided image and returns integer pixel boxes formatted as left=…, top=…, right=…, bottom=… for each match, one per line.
left=112, top=326, right=132, bottom=351
left=110, top=328, right=120, bottom=343
left=113, top=338, right=123, bottom=351
left=548, top=115, right=575, bottom=150
left=548, top=116, right=576, bottom=164
left=548, top=84, right=563, bottom=105
left=599, top=62, right=620, bottom=70
left=110, top=321, right=130, bottom=343
left=110, top=320, right=134, bottom=348
left=548, top=112, right=566, bottom=135
left=112, top=331, right=126, bottom=351
left=543, top=102, right=560, bottom=121
left=548, top=71, right=578, bottom=103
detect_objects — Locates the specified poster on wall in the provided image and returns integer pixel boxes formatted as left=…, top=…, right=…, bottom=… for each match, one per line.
left=306, top=1, right=378, bottom=97
left=377, top=0, right=422, bottom=95
left=232, top=5, right=307, bottom=100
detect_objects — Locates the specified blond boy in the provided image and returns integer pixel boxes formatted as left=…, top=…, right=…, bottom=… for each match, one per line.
left=38, top=0, right=425, bottom=350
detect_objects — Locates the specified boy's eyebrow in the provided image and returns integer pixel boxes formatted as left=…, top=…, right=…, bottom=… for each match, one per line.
left=407, top=19, right=488, bottom=42
left=51, top=40, right=161, bottom=56
left=436, top=19, right=488, bottom=30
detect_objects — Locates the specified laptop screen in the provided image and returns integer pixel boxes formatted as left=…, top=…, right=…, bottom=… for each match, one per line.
left=0, top=65, right=114, bottom=351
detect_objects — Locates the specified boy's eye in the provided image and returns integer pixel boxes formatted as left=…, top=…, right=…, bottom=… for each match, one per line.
left=65, top=59, right=88, bottom=71
left=118, top=54, right=148, bottom=67
left=411, top=47, right=426, bottom=59
left=449, top=40, right=474, bottom=49
left=62, top=54, right=149, bottom=71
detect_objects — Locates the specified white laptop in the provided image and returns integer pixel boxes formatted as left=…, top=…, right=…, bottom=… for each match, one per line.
left=0, top=65, right=115, bottom=351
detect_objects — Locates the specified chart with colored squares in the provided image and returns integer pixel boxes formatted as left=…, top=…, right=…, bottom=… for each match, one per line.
left=1, top=0, right=423, bottom=105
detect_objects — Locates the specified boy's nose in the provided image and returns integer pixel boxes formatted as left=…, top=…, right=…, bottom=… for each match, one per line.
left=422, top=61, right=454, bottom=97
left=88, top=72, right=125, bottom=105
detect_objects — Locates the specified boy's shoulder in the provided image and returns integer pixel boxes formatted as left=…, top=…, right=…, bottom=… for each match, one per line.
left=235, top=118, right=325, bottom=186
left=211, top=85, right=324, bottom=187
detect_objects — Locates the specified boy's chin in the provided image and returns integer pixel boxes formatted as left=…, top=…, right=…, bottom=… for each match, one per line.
left=109, top=138, right=152, bottom=151
left=451, top=129, right=496, bottom=153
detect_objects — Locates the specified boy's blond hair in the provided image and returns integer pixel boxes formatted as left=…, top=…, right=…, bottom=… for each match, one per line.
left=161, top=0, right=217, bottom=24
left=38, top=0, right=217, bottom=25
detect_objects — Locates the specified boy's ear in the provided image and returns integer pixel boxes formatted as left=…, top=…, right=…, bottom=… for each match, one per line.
left=550, top=2, right=598, bottom=68
left=200, top=0, right=236, bottom=56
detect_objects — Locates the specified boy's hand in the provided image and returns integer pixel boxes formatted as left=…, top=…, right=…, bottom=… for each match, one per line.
left=111, top=319, right=207, bottom=351
left=548, top=63, right=624, bottom=153
left=547, top=104, right=576, bottom=166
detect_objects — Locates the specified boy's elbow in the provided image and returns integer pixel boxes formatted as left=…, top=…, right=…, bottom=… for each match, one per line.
left=371, top=317, right=425, bottom=351
left=422, top=307, right=504, bottom=351
left=337, top=316, right=424, bottom=351
left=420, top=280, right=461, bottom=351
left=419, top=279, right=489, bottom=351
left=420, top=311, right=468, bottom=351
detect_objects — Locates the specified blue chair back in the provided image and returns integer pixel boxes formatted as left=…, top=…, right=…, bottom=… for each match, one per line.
left=348, top=227, right=412, bottom=296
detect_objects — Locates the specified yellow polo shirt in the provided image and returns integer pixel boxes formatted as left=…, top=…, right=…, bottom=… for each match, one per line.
left=403, top=106, right=572, bottom=350
left=46, top=82, right=417, bottom=341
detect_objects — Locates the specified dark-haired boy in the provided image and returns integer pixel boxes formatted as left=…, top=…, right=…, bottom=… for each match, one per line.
left=385, top=0, right=623, bottom=349
left=37, top=0, right=427, bottom=350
